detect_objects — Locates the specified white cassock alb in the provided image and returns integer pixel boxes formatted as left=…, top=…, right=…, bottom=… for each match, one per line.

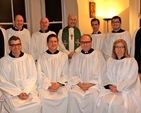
left=90, top=34, right=105, bottom=52
left=68, top=50, right=105, bottom=113
left=0, top=53, right=41, bottom=113
left=58, top=28, right=83, bottom=54
left=37, top=51, right=69, bottom=113
left=98, top=57, right=141, bottom=113
left=7, top=28, right=31, bottom=53
left=30, top=31, right=56, bottom=60
left=102, top=31, right=131, bottom=60
left=0, top=27, right=8, bottom=56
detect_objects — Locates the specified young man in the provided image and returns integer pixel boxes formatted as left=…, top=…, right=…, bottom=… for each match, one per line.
left=0, top=36, right=41, bottom=113
left=102, top=16, right=131, bottom=60
left=58, top=13, right=83, bottom=59
left=7, top=14, right=31, bottom=53
left=37, top=34, right=68, bottom=113
left=68, top=34, right=105, bottom=113
left=30, top=17, right=56, bottom=61
left=90, top=18, right=105, bottom=52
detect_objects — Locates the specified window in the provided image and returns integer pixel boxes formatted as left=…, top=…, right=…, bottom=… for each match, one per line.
left=0, top=0, right=27, bottom=29
left=45, top=0, right=62, bottom=34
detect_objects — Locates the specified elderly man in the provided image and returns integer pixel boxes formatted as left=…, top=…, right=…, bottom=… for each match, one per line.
left=7, top=14, right=31, bottom=53
left=0, top=36, right=41, bottom=113
left=37, top=34, right=68, bottom=113
left=102, top=16, right=131, bottom=60
left=30, top=17, right=56, bottom=61
left=68, top=34, right=105, bottom=113
left=58, top=13, right=83, bottom=59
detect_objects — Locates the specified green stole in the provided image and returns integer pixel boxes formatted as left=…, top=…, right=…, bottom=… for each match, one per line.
left=62, top=26, right=81, bottom=50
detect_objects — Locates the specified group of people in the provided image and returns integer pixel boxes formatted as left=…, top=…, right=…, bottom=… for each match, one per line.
left=0, top=13, right=141, bottom=113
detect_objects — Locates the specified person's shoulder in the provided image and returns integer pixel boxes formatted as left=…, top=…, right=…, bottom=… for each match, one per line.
left=6, top=27, right=13, bottom=31
left=48, top=30, right=56, bottom=35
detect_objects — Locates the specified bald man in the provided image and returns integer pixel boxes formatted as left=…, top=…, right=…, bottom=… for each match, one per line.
left=30, top=17, right=56, bottom=61
left=7, top=14, right=31, bottom=53
left=58, top=14, right=83, bottom=59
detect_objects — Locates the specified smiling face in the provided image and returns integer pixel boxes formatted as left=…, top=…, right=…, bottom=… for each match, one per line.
left=9, top=39, right=22, bottom=57
left=80, top=35, right=92, bottom=52
left=68, top=14, right=77, bottom=27
left=47, top=37, right=58, bottom=53
left=111, top=18, right=121, bottom=31
left=91, top=20, right=100, bottom=33
left=114, top=42, right=125, bottom=59
left=14, top=15, right=24, bottom=30
left=40, top=17, right=49, bottom=32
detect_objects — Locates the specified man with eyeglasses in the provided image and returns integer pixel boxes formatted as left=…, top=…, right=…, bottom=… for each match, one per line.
left=68, top=34, right=105, bottom=113
left=90, top=18, right=105, bottom=52
left=0, top=36, right=41, bottom=113
left=102, top=16, right=131, bottom=60
left=7, top=14, right=31, bottom=54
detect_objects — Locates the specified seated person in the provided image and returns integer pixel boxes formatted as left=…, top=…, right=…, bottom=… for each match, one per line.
left=98, top=39, right=141, bottom=113
left=36, top=34, right=69, bottom=113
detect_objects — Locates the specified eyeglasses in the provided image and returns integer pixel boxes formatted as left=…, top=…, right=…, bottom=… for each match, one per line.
left=115, top=46, right=125, bottom=49
left=112, top=21, right=120, bottom=24
left=80, top=41, right=91, bottom=44
left=10, top=43, right=21, bottom=47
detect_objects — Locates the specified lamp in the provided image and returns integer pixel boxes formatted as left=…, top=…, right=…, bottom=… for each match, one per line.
left=103, top=18, right=112, bottom=33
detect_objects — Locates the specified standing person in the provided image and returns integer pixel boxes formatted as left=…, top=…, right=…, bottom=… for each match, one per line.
left=30, top=17, right=56, bottom=61
left=0, top=27, right=8, bottom=58
left=7, top=14, right=31, bottom=53
left=131, top=28, right=141, bottom=73
left=90, top=18, right=105, bottom=52
left=68, top=34, right=105, bottom=113
left=98, top=39, right=141, bottom=113
left=102, top=16, right=131, bottom=60
left=0, top=36, right=41, bottom=113
left=58, top=13, right=83, bottom=59
left=37, top=34, right=68, bottom=113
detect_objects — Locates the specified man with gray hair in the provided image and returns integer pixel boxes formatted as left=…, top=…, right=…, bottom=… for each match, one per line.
left=58, top=13, right=83, bottom=59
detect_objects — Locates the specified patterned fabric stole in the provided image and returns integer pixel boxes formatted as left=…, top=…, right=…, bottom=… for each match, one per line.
left=62, top=26, right=81, bottom=50
left=0, top=29, right=4, bottom=58
left=135, top=28, right=141, bottom=72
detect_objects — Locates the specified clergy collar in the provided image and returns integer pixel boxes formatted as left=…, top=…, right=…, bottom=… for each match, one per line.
left=92, top=31, right=101, bottom=34
left=9, top=51, right=24, bottom=58
left=116, top=56, right=125, bottom=60
left=46, top=50, right=59, bottom=54
left=12, top=26, right=24, bottom=31
left=39, top=29, right=49, bottom=33
left=81, top=48, right=94, bottom=54
left=112, top=29, right=125, bottom=33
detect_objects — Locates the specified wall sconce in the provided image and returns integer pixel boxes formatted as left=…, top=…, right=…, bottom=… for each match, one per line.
left=103, top=18, right=112, bottom=32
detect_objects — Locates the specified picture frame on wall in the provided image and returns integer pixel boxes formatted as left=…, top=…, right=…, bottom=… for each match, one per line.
left=89, top=2, right=96, bottom=18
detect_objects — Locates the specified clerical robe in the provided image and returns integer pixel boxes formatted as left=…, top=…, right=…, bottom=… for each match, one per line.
left=0, top=53, right=41, bottom=113
left=102, top=31, right=131, bottom=60
left=30, top=30, right=56, bottom=60
left=97, top=57, right=141, bottom=113
left=58, top=27, right=83, bottom=55
left=68, top=50, right=105, bottom=113
left=90, top=33, right=105, bottom=52
left=7, top=27, right=31, bottom=53
left=37, top=51, right=69, bottom=113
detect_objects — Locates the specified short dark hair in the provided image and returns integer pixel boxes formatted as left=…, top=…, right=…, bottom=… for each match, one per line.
left=80, top=34, right=92, bottom=42
left=8, top=36, right=21, bottom=45
left=47, top=34, right=58, bottom=42
left=111, top=16, right=122, bottom=23
left=91, top=18, right=100, bottom=25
